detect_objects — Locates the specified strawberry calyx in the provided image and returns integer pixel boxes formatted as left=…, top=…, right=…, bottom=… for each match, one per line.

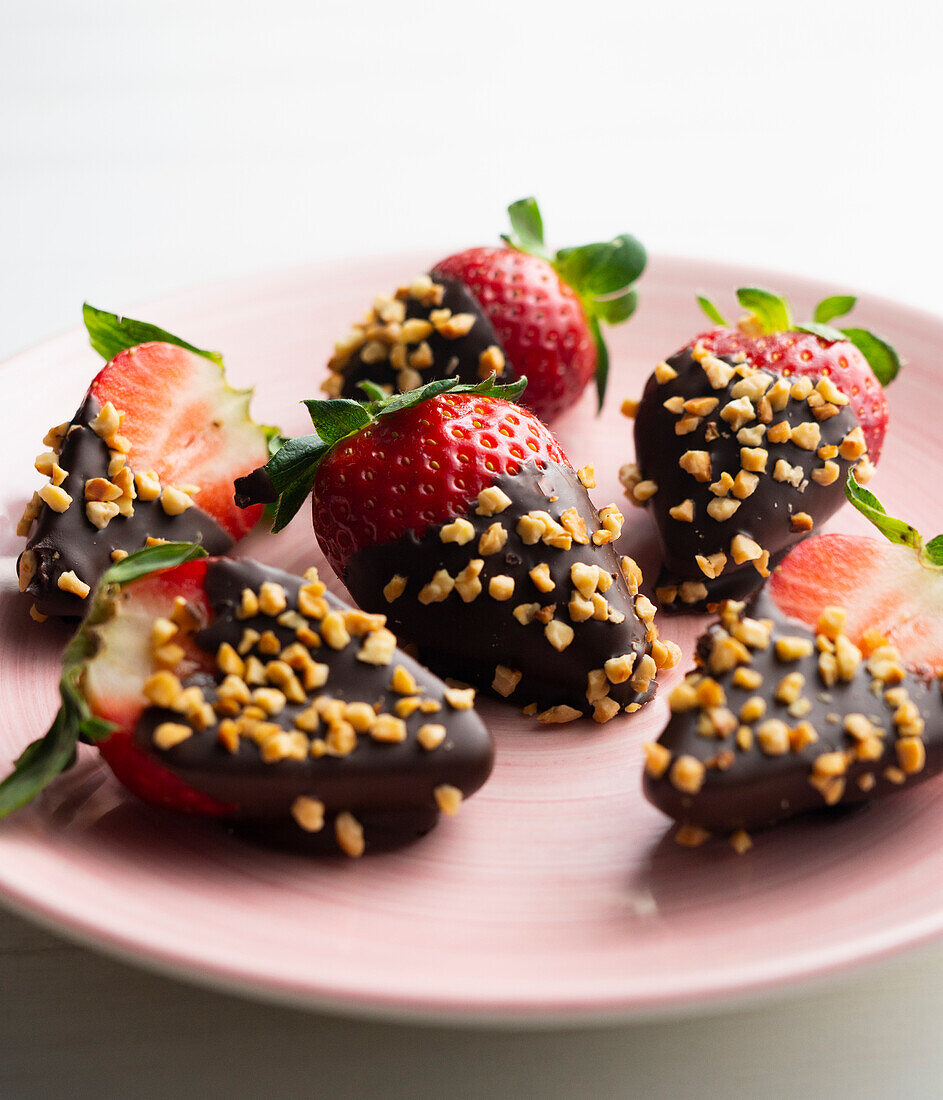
left=844, top=470, right=943, bottom=568
left=236, top=374, right=528, bottom=534
left=696, top=287, right=902, bottom=387
left=501, top=197, right=646, bottom=410
left=0, top=542, right=209, bottom=818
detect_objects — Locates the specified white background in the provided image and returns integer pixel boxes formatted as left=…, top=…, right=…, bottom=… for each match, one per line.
left=2, top=1, right=943, bottom=1095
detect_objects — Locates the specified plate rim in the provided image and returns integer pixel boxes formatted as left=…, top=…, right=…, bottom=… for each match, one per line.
left=2, top=251, right=943, bottom=1026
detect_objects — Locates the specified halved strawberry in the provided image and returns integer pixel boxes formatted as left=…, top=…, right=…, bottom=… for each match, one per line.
left=237, top=376, right=681, bottom=723
left=770, top=475, right=943, bottom=674
left=0, top=544, right=494, bottom=855
left=642, top=589, right=943, bottom=845
left=16, top=306, right=276, bottom=619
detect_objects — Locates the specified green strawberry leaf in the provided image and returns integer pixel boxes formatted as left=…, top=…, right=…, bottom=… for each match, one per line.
left=0, top=593, right=118, bottom=818
left=696, top=295, right=728, bottom=326
left=813, top=295, right=857, bottom=324
left=101, top=542, right=209, bottom=587
left=357, top=379, right=389, bottom=403
left=735, top=287, right=793, bottom=334
left=844, top=470, right=926, bottom=555
left=501, top=197, right=548, bottom=258
left=300, top=399, right=371, bottom=446
left=554, top=234, right=646, bottom=299
left=238, top=376, right=529, bottom=531
left=594, top=289, right=638, bottom=325
left=83, top=303, right=223, bottom=366
left=925, top=535, right=943, bottom=567
left=588, top=316, right=609, bottom=412
left=795, top=321, right=847, bottom=343
left=841, top=327, right=902, bottom=387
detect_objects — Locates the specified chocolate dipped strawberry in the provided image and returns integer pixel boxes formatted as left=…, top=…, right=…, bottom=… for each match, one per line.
left=0, top=544, right=493, bottom=856
left=642, top=484, right=943, bottom=850
left=623, top=288, right=898, bottom=612
left=322, top=198, right=646, bottom=422
left=236, top=378, right=679, bottom=724
left=16, top=306, right=277, bottom=620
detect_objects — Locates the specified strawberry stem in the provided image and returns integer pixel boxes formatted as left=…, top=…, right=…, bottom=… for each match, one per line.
left=845, top=471, right=943, bottom=565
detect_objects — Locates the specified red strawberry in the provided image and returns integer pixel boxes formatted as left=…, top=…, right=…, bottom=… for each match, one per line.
left=323, top=198, right=646, bottom=423
left=694, top=288, right=900, bottom=461
left=770, top=475, right=943, bottom=674
left=0, top=544, right=494, bottom=856
left=237, top=377, right=680, bottom=723
left=16, top=306, right=275, bottom=620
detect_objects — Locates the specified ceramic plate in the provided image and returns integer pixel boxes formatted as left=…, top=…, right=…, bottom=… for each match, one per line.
left=1, top=255, right=941, bottom=1024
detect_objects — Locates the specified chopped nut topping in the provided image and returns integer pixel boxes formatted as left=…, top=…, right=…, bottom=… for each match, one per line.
left=696, top=552, right=727, bottom=579
left=478, top=345, right=505, bottom=378
left=153, top=722, right=192, bottom=750
left=620, top=556, right=643, bottom=593
left=488, top=575, right=514, bottom=601
left=709, top=471, right=735, bottom=498
left=560, top=507, right=589, bottom=544
left=811, top=460, right=840, bottom=486
left=674, top=415, right=701, bottom=436
left=897, top=737, right=926, bottom=775
left=791, top=511, right=814, bottom=532
left=775, top=635, right=814, bottom=661
left=737, top=424, right=767, bottom=446
left=707, top=497, right=740, bottom=522
left=440, top=517, right=475, bottom=545
left=492, top=665, right=522, bottom=697
left=730, top=533, right=763, bottom=565
left=391, top=665, right=419, bottom=696
left=418, top=723, right=447, bottom=750
left=434, top=783, right=463, bottom=816
left=57, top=570, right=90, bottom=598
left=475, top=486, right=512, bottom=516
left=454, top=559, right=484, bottom=602
left=418, top=569, right=455, bottom=604
left=335, top=812, right=365, bottom=858
left=730, top=830, right=753, bottom=855
left=478, top=522, right=508, bottom=555
left=675, top=824, right=711, bottom=848
left=630, top=653, right=658, bottom=692
left=632, top=479, right=659, bottom=502
left=383, top=574, right=407, bottom=602
left=529, top=563, right=555, bottom=594
left=85, top=500, right=119, bottom=529
left=790, top=421, right=822, bottom=450
left=536, top=704, right=582, bottom=724
left=437, top=313, right=476, bottom=339
left=257, top=581, right=287, bottom=617
left=740, top=447, right=768, bottom=473
left=654, top=361, right=678, bottom=383
left=605, top=652, right=637, bottom=684
left=291, top=796, right=325, bottom=833
left=670, top=754, right=706, bottom=794
left=577, top=464, right=596, bottom=489
left=160, top=486, right=194, bottom=516
left=756, top=719, right=790, bottom=755
left=621, top=396, right=640, bottom=418
left=774, top=671, right=805, bottom=704
left=720, top=396, right=755, bottom=430
left=513, top=602, right=540, bottom=625
left=679, top=450, right=712, bottom=482
left=773, top=459, right=804, bottom=486
left=444, top=686, right=476, bottom=710
left=643, top=742, right=672, bottom=778
left=839, top=426, right=867, bottom=461
left=357, top=627, right=397, bottom=666
left=545, top=619, right=574, bottom=652
left=670, top=499, right=695, bottom=522
left=370, top=713, right=407, bottom=742
left=593, top=697, right=621, bottom=723
left=678, top=580, right=708, bottom=604
left=766, top=420, right=791, bottom=444
left=39, top=483, right=73, bottom=512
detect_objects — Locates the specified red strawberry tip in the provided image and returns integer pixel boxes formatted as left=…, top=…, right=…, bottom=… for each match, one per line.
left=500, top=197, right=647, bottom=409
left=0, top=542, right=210, bottom=818
left=236, top=374, right=529, bottom=534
left=695, top=286, right=902, bottom=388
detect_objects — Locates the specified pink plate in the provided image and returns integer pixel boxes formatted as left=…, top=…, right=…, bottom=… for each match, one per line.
left=1, top=255, right=941, bottom=1024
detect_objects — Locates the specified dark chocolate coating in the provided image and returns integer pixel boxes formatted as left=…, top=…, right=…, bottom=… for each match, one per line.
left=136, top=559, right=494, bottom=853
left=634, top=348, right=860, bottom=611
left=344, top=463, right=657, bottom=716
left=19, top=396, right=233, bottom=618
left=643, top=592, right=943, bottom=833
left=335, top=274, right=517, bottom=398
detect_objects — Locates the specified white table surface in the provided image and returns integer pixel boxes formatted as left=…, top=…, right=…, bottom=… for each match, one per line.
left=3, top=1, right=943, bottom=1094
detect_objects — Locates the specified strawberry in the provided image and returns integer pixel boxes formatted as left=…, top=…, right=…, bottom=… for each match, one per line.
left=237, top=377, right=680, bottom=723
left=642, top=588, right=943, bottom=846
left=626, top=309, right=872, bottom=612
left=16, top=305, right=276, bottom=620
left=323, top=197, right=646, bottom=423
left=0, top=543, right=494, bottom=856
left=692, top=288, right=900, bottom=461
left=770, top=475, right=943, bottom=674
